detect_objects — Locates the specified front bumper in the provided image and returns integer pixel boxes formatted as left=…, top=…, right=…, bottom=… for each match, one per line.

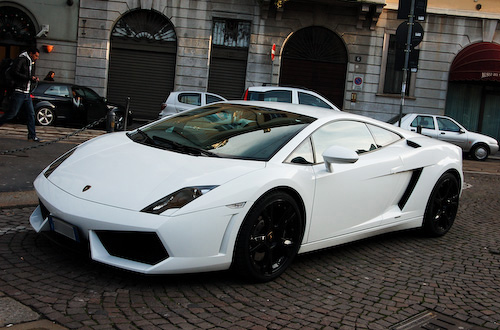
left=30, top=176, right=245, bottom=275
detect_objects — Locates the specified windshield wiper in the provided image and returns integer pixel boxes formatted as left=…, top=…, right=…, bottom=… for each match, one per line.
left=128, top=128, right=157, bottom=145
left=152, top=135, right=220, bottom=157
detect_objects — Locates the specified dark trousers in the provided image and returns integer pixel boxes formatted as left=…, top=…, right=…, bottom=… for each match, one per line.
left=0, top=91, right=36, bottom=138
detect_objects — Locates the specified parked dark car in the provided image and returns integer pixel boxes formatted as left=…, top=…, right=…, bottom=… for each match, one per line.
left=31, top=82, right=132, bottom=130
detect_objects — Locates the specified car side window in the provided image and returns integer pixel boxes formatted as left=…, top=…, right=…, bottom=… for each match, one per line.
left=248, top=90, right=292, bottom=103
left=367, top=124, right=402, bottom=147
left=285, top=138, right=314, bottom=165
left=206, top=94, right=224, bottom=104
left=311, top=121, right=377, bottom=161
left=410, top=115, right=435, bottom=129
left=44, top=85, right=70, bottom=97
left=179, top=93, right=201, bottom=106
left=437, top=117, right=461, bottom=132
left=298, top=92, right=332, bottom=109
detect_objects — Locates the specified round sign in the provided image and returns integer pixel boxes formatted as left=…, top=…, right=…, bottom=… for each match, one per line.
left=354, top=77, right=363, bottom=85
left=396, top=21, right=424, bottom=48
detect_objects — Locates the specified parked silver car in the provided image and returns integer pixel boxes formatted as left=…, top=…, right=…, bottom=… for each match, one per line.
left=397, top=113, right=499, bottom=160
left=159, top=91, right=226, bottom=118
left=243, top=86, right=340, bottom=111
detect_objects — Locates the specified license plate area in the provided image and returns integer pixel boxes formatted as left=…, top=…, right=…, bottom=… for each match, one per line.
left=49, top=216, right=81, bottom=242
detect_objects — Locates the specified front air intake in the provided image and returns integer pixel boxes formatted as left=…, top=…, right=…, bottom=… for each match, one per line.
left=95, top=231, right=169, bottom=265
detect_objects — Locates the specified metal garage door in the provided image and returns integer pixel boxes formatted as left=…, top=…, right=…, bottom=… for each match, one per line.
left=107, top=42, right=176, bottom=120
left=208, top=47, right=248, bottom=100
left=107, top=9, right=177, bottom=121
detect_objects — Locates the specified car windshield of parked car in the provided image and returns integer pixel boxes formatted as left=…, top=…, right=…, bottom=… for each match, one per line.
left=81, top=87, right=102, bottom=101
left=128, top=104, right=316, bottom=160
left=298, top=92, right=333, bottom=109
left=206, top=94, right=225, bottom=104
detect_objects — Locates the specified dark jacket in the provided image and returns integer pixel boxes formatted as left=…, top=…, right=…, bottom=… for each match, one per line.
left=11, top=52, right=36, bottom=92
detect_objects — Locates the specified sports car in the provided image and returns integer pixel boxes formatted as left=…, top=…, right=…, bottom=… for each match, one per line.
left=30, top=101, right=463, bottom=282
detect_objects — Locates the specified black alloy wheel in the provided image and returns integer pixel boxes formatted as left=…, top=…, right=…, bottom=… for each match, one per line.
left=423, top=172, right=460, bottom=237
left=234, top=191, right=303, bottom=282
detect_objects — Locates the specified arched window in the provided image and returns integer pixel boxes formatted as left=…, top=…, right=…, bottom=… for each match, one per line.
left=0, top=6, right=36, bottom=60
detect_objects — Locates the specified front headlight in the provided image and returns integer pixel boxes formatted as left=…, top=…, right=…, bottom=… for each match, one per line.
left=141, top=186, right=218, bottom=214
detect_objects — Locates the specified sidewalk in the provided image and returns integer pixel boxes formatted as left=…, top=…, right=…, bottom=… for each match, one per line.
left=0, top=124, right=106, bottom=208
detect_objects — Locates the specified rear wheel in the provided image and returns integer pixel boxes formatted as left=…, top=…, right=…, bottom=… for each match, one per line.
left=234, top=191, right=303, bottom=282
left=114, top=113, right=125, bottom=131
left=422, top=173, right=460, bottom=237
left=36, top=107, right=55, bottom=126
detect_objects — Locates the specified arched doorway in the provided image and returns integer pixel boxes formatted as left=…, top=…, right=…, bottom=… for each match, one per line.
left=0, top=5, right=37, bottom=60
left=280, top=26, right=348, bottom=109
left=445, top=42, right=500, bottom=142
left=107, top=9, right=177, bottom=120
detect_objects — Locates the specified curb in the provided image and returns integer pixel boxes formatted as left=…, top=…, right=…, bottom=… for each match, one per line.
left=0, top=191, right=38, bottom=209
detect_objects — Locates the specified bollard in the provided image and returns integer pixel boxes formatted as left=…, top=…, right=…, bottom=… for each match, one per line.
left=106, top=108, right=116, bottom=132
left=124, top=97, right=130, bottom=131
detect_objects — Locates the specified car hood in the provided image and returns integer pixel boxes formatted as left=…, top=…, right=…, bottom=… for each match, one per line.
left=466, top=130, right=498, bottom=145
left=43, top=132, right=265, bottom=211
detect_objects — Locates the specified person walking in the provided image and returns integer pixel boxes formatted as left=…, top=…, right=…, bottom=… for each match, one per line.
left=0, top=47, right=41, bottom=142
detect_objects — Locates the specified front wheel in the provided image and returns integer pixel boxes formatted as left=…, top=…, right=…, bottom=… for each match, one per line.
left=422, top=172, right=460, bottom=237
left=36, top=107, right=55, bottom=126
left=234, top=191, right=303, bottom=282
left=470, top=144, right=489, bottom=161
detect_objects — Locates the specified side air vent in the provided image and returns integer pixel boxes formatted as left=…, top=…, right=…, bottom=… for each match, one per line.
left=407, top=140, right=421, bottom=148
left=398, top=168, right=423, bottom=210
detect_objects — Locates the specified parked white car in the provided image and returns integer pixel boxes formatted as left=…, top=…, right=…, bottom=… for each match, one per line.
left=243, top=86, right=340, bottom=111
left=159, top=91, right=226, bottom=118
left=396, top=113, right=499, bottom=161
left=31, top=101, right=463, bottom=282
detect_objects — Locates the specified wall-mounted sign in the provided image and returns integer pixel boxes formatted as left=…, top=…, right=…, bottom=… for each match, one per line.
left=353, top=75, right=364, bottom=91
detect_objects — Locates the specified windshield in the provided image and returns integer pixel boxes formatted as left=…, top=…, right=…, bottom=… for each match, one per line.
left=128, top=103, right=315, bottom=161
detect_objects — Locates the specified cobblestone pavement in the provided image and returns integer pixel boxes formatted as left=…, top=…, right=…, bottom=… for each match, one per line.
left=0, top=172, right=499, bottom=329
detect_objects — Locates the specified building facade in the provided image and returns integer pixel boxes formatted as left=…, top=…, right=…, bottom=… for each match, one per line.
left=1, top=0, right=499, bottom=141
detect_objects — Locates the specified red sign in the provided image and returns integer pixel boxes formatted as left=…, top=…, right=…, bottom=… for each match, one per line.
left=271, top=44, right=276, bottom=61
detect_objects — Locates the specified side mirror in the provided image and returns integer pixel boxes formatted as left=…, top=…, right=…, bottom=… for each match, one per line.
left=322, top=146, right=359, bottom=172
left=459, top=129, right=465, bottom=134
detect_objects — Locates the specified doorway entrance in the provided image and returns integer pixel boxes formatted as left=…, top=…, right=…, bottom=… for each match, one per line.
left=279, top=26, right=348, bottom=109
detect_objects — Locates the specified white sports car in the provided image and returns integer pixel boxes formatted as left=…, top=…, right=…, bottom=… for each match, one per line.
left=30, top=102, right=463, bottom=282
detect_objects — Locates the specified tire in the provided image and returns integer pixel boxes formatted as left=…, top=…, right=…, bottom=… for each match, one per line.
left=234, top=191, right=303, bottom=282
left=36, top=107, right=55, bottom=126
left=422, top=172, right=460, bottom=237
left=470, top=144, right=489, bottom=161
left=114, top=113, right=125, bottom=131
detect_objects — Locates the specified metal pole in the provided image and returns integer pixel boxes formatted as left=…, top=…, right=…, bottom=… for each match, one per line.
left=124, top=97, right=130, bottom=131
left=398, top=0, right=416, bottom=127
